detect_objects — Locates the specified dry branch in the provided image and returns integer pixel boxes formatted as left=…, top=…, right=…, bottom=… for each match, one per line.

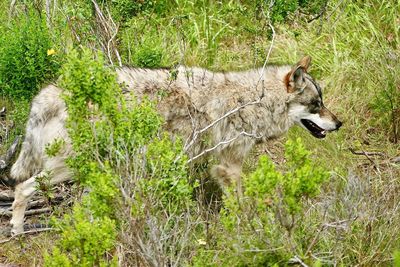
left=349, top=148, right=385, bottom=157
left=187, top=131, right=263, bottom=163
left=0, top=228, right=54, bottom=244
left=183, top=98, right=263, bottom=153
left=0, top=201, right=13, bottom=207
left=0, top=191, right=14, bottom=201
left=391, top=156, right=400, bottom=163
left=91, top=0, right=122, bottom=66
left=288, top=255, right=309, bottom=267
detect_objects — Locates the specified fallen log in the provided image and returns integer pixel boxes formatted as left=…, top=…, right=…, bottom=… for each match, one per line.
left=0, top=191, right=14, bottom=201
left=0, top=207, right=51, bottom=217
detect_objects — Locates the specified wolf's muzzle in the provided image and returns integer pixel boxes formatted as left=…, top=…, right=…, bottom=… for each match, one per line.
left=335, top=120, right=343, bottom=131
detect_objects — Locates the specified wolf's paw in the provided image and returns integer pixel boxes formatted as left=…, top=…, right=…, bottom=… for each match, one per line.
left=10, top=225, right=24, bottom=236
left=10, top=219, right=24, bottom=236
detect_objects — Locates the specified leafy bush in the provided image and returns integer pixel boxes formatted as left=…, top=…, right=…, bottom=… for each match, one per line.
left=45, top=48, right=195, bottom=265
left=193, top=138, right=330, bottom=266
left=395, top=251, right=400, bottom=267
left=45, top=206, right=117, bottom=267
left=132, top=45, right=163, bottom=68
left=0, top=12, right=59, bottom=100
left=44, top=49, right=121, bottom=266
left=107, top=0, right=170, bottom=21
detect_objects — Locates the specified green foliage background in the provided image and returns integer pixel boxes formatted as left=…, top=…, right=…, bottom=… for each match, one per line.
left=0, top=0, right=399, bottom=266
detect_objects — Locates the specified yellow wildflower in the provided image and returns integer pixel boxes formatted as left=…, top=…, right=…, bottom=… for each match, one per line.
left=47, top=49, right=56, bottom=56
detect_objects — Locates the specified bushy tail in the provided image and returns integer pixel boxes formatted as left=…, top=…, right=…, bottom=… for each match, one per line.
left=10, top=122, right=44, bottom=183
left=10, top=85, right=63, bottom=184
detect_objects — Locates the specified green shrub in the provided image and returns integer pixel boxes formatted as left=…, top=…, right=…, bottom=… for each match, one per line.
left=394, top=250, right=400, bottom=267
left=0, top=12, right=59, bottom=100
left=45, top=48, right=195, bottom=266
left=108, top=0, right=170, bottom=21
left=245, top=138, right=329, bottom=217
left=193, top=138, right=330, bottom=266
left=44, top=206, right=117, bottom=267
left=45, top=49, right=120, bottom=266
left=133, top=45, right=163, bottom=68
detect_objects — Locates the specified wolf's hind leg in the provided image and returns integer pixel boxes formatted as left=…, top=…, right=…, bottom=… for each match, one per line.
left=10, top=173, right=43, bottom=235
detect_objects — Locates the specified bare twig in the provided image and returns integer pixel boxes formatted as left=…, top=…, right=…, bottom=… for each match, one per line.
left=0, top=228, right=54, bottom=244
left=91, top=0, right=122, bottom=66
left=183, top=99, right=262, bottom=153
left=45, top=0, right=51, bottom=28
left=288, top=255, right=309, bottom=267
left=391, top=156, right=400, bottom=163
left=349, top=148, right=381, bottom=173
left=258, top=5, right=276, bottom=85
left=9, top=0, right=17, bottom=19
left=187, top=131, right=263, bottom=163
left=349, top=148, right=385, bottom=157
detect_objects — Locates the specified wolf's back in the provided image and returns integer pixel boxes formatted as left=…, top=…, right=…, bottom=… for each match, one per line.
left=10, top=85, right=67, bottom=183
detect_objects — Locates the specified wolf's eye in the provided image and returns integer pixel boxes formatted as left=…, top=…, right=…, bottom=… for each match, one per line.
left=309, top=100, right=322, bottom=113
left=312, top=100, right=322, bottom=108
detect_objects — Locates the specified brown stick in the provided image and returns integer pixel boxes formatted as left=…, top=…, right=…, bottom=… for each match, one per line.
left=27, top=199, right=48, bottom=209
left=0, top=191, right=14, bottom=201
left=391, top=156, right=400, bottom=163
left=350, top=148, right=381, bottom=173
left=349, top=148, right=385, bottom=157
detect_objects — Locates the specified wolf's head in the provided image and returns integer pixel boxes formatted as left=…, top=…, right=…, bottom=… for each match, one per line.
left=285, top=56, right=342, bottom=139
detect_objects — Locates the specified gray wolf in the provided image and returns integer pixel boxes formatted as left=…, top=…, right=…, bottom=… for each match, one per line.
left=8, top=56, right=342, bottom=234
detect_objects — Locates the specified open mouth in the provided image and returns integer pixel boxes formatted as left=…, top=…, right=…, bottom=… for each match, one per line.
left=300, top=119, right=326, bottom=139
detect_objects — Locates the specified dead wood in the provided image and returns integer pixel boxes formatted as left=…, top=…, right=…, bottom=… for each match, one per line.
left=349, top=148, right=385, bottom=157
left=0, top=191, right=14, bottom=201
left=0, top=227, right=54, bottom=244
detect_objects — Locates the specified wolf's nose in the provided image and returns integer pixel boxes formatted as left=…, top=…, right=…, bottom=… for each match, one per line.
left=336, top=121, right=343, bottom=130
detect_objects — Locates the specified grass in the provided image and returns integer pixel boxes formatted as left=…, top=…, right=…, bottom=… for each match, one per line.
left=0, top=0, right=399, bottom=266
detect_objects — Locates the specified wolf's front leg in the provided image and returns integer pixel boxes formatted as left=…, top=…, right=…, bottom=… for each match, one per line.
left=10, top=175, right=39, bottom=235
left=211, top=163, right=243, bottom=197
left=211, top=150, right=244, bottom=199
left=211, top=138, right=255, bottom=198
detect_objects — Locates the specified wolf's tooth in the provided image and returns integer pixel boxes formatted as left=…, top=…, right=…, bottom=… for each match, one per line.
left=321, top=130, right=326, bottom=135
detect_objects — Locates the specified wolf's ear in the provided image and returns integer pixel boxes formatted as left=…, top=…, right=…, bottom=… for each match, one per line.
left=285, top=65, right=306, bottom=93
left=296, top=55, right=311, bottom=72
